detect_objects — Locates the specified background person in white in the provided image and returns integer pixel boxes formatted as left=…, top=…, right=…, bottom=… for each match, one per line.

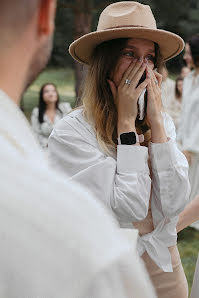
left=0, top=0, right=157, bottom=297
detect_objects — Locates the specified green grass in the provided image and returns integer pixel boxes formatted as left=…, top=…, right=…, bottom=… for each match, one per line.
left=23, top=67, right=199, bottom=294
left=178, top=227, right=199, bottom=294
left=22, top=67, right=75, bottom=119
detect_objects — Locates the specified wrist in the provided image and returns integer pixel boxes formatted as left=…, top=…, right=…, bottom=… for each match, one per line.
left=117, top=118, right=136, bottom=135
left=149, top=114, right=163, bottom=129
left=150, top=117, right=167, bottom=143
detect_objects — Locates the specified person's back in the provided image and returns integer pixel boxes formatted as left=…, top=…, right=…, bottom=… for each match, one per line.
left=0, top=89, right=156, bottom=297
left=0, top=0, right=156, bottom=297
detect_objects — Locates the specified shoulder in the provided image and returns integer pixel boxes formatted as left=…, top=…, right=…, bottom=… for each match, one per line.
left=58, top=102, right=72, bottom=112
left=53, top=108, right=87, bottom=132
left=50, top=108, right=98, bottom=147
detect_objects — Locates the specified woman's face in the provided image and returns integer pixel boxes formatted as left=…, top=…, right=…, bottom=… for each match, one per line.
left=42, top=84, right=58, bottom=104
left=183, top=43, right=194, bottom=69
left=112, top=38, right=155, bottom=87
left=177, top=79, right=183, bottom=95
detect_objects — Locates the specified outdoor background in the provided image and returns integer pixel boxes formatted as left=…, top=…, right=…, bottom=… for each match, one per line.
left=22, top=0, right=199, bottom=293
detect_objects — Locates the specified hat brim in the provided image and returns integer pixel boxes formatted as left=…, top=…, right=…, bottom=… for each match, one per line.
left=69, top=27, right=184, bottom=64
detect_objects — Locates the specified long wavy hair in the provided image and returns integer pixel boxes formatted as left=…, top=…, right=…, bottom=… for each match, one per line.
left=38, top=83, right=62, bottom=124
left=81, top=38, right=163, bottom=153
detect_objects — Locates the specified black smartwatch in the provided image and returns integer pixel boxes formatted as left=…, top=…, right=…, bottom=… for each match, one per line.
left=118, top=132, right=144, bottom=145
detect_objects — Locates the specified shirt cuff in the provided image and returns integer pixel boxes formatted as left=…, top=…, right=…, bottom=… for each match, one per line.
left=149, top=138, right=177, bottom=171
left=117, top=145, right=149, bottom=173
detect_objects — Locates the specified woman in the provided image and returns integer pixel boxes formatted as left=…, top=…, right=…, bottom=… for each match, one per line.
left=167, top=76, right=183, bottom=130
left=31, top=83, right=72, bottom=149
left=49, top=2, right=190, bottom=297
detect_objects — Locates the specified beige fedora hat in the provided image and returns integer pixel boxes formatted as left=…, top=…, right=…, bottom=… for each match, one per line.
left=69, top=1, right=184, bottom=64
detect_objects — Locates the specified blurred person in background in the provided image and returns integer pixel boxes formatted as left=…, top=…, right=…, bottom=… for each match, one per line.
left=178, top=33, right=199, bottom=229
left=49, top=2, right=190, bottom=297
left=167, top=76, right=183, bottom=130
left=0, top=0, right=157, bottom=297
left=31, top=83, right=71, bottom=149
left=180, top=65, right=191, bottom=78
left=159, top=64, right=175, bottom=112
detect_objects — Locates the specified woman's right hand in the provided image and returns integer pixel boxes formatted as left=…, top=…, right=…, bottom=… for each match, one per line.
left=107, top=59, right=150, bottom=135
left=183, top=150, right=193, bottom=165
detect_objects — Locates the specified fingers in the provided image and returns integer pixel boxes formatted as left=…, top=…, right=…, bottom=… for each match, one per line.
left=136, top=67, right=151, bottom=96
left=128, top=59, right=147, bottom=88
left=147, top=67, right=160, bottom=90
left=154, top=71, right=162, bottom=87
left=120, top=58, right=145, bottom=88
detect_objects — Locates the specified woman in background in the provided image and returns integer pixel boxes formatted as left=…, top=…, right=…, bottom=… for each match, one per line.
left=31, top=83, right=72, bottom=149
left=178, top=34, right=199, bottom=209
left=168, top=76, right=183, bottom=130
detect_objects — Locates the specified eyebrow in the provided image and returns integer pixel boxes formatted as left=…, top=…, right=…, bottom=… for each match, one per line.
left=124, top=45, right=155, bottom=53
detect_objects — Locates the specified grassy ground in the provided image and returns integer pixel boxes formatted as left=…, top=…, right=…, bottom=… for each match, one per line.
left=178, top=228, right=199, bottom=293
left=23, top=67, right=199, bottom=294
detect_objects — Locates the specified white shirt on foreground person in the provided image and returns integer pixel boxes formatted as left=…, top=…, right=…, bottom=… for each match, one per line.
left=0, top=88, right=157, bottom=298
left=49, top=108, right=190, bottom=273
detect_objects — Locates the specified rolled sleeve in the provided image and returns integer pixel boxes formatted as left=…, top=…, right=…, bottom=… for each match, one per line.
left=149, top=121, right=190, bottom=218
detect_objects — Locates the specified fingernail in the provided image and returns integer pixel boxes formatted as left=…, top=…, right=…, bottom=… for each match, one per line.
left=138, top=57, right=143, bottom=62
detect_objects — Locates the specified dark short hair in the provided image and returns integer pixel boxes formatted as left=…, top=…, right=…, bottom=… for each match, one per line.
left=188, top=33, right=199, bottom=67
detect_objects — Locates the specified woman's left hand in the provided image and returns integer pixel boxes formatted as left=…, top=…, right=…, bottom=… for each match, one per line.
left=146, top=66, right=163, bottom=127
left=146, top=67, right=167, bottom=143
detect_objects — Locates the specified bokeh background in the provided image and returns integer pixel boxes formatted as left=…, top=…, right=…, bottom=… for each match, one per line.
left=23, top=0, right=199, bottom=293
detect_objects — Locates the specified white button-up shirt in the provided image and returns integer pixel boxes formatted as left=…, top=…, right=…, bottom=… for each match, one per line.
left=49, top=108, right=190, bottom=273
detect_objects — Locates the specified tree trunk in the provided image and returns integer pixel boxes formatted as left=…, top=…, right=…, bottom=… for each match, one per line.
left=73, top=1, right=92, bottom=106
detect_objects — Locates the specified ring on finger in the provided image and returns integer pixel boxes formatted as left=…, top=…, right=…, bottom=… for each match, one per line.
left=125, top=79, right=131, bottom=85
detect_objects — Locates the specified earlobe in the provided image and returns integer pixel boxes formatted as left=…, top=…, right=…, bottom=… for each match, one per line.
left=38, top=0, right=56, bottom=35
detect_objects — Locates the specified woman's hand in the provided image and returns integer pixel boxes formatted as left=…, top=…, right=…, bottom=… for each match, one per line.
left=183, top=150, right=193, bottom=165
left=146, top=67, right=167, bottom=143
left=146, top=67, right=163, bottom=126
left=108, top=58, right=150, bottom=135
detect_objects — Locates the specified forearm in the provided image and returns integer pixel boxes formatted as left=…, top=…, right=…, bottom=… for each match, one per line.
left=150, top=116, right=167, bottom=144
left=177, top=195, right=199, bottom=232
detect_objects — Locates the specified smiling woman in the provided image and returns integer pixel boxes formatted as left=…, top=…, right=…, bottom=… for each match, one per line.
left=31, top=83, right=71, bottom=149
left=48, top=2, right=190, bottom=297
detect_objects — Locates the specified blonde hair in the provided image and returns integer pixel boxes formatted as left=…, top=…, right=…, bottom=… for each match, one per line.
left=81, top=38, right=163, bottom=153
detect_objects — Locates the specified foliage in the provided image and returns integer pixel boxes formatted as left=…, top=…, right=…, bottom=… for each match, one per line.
left=50, top=0, right=199, bottom=73
left=22, top=68, right=75, bottom=119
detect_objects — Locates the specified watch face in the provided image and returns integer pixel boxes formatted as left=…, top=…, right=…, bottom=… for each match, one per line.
left=120, top=132, right=136, bottom=145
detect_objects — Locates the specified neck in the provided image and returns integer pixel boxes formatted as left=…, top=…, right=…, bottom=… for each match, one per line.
left=0, top=50, right=31, bottom=105
left=46, top=102, right=56, bottom=111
